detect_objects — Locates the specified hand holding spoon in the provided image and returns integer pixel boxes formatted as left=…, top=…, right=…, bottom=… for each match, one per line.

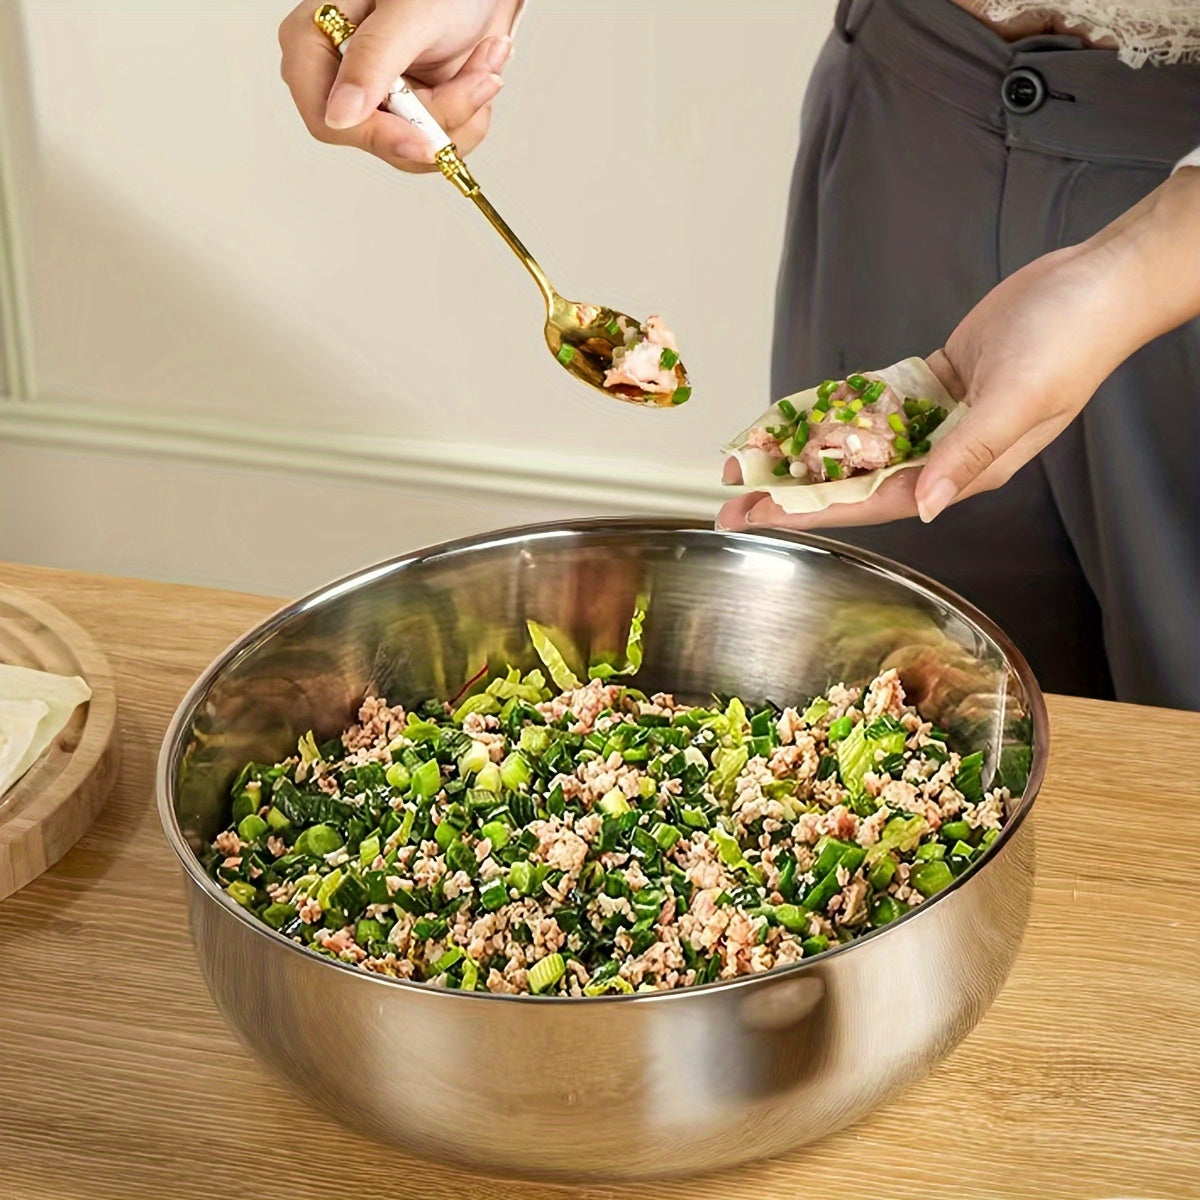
left=314, top=4, right=691, bottom=409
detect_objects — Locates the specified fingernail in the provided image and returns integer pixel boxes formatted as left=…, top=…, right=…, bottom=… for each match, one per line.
left=917, top=479, right=958, bottom=524
left=484, top=35, right=513, bottom=71
left=325, top=82, right=368, bottom=130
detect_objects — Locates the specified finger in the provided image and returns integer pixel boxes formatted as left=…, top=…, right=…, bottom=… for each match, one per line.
left=924, top=348, right=967, bottom=402
left=325, top=1, right=440, bottom=130
left=913, top=381, right=1028, bottom=524
left=717, top=470, right=923, bottom=533
left=422, top=36, right=510, bottom=131
left=445, top=102, right=495, bottom=158
left=722, top=456, right=743, bottom=485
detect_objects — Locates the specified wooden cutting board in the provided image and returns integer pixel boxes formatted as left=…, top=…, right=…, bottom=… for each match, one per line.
left=0, top=583, right=119, bottom=900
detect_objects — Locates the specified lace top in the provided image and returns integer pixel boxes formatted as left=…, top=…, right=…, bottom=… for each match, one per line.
left=969, top=2, right=1200, bottom=65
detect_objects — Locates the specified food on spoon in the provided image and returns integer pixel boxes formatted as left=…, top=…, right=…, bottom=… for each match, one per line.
left=0, top=664, right=92, bottom=797
left=206, top=609, right=1006, bottom=997
left=603, top=315, right=690, bottom=406
left=723, top=357, right=962, bottom=513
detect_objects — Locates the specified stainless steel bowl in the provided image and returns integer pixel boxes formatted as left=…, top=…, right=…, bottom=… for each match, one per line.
left=158, top=519, right=1046, bottom=1180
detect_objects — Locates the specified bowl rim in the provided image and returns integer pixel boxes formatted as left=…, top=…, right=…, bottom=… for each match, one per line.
left=156, top=517, right=1048, bottom=1006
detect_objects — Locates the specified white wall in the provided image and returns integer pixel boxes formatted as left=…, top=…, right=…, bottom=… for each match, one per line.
left=0, top=0, right=836, bottom=596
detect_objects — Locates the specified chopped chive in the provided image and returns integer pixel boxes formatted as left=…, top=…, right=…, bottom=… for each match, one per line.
left=660, top=348, right=679, bottom=370
left=887, top=413, right=906, bottom=434
left=778, top=398, right=797, bottom=420
left=557, top=344, right=576, bottom=365
left=671, top=385, right=692, bottom=405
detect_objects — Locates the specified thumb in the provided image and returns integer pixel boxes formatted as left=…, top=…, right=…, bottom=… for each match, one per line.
left=325, top=3, right=433, bottom=130
left=913, top=381, right=1016, bottom=524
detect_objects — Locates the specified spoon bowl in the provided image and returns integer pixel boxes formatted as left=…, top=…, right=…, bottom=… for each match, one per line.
left=544, top=295, right=690, bottom=409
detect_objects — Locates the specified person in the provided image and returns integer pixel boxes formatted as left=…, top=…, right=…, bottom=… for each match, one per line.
left=277, top=0, right=1200, bottom=709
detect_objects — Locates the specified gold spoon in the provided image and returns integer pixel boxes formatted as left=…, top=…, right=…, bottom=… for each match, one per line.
left=314, top=4, right=690, bottom=409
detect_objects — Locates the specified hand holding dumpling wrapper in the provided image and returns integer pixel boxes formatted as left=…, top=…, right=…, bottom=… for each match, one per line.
left=723, top=358, right=964, bottom=515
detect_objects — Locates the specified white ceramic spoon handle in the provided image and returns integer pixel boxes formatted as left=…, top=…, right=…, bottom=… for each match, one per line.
left=367, top=57, right=453, bottom=156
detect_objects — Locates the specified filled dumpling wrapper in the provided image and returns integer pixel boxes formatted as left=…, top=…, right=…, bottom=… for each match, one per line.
left=0, top=664, right=92, bottom=798
left=722, top=357, right=964, bottom=514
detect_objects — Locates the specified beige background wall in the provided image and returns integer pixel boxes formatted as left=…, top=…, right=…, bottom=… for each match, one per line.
left=0, top=0, right=836, bottom=595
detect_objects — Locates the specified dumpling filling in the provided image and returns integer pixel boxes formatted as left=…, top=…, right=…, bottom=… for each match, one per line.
left=747, top=373, right=949, bottom=483
left=604, top=315, right=690, bottom=405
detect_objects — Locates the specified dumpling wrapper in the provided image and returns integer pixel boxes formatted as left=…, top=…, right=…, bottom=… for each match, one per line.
left=722, top=357, right=965, bottom=515
left=0, top=664, right=92, bottom=797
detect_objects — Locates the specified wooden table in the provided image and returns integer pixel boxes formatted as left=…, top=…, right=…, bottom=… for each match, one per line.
left=0, top=562, right=1196, bottom=1200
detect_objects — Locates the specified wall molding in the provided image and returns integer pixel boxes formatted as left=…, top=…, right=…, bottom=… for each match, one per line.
left=0, top=395, right=725, bottom=516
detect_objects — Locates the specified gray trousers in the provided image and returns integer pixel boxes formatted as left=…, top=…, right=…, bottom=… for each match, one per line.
left=773, top=0, right=1200, bottom=708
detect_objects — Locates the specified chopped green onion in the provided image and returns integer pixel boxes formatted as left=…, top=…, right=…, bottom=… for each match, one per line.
left=458, top=740, right=491, bottom=776
left=479, top=820, right=510, bottom=851
left=868, top=853, right=896, bottom=890
left=911, top=859, right=954, bottom=898
left=598, top=788, right=631, bottom=816
left=605, top=318, right=621, bottom=337
left=261, top=902, right=296, bottom=929
left=293, top=824, right=343, bottom=857
left=410, top=758, right=442, bottom=798
left=652, top=823, right=681, bottom=851
left=861, top=380, right=886, bottom=403
left=660, top=348, right=679, bottom=370
left=499, top=752, right=532, bottom=792
left=474, top=761, right=502, bottom=793
left=557, top=344, right=576, bottom=365
left=816, top=379, right=838, bottom=401
left=671, top=385, right=692, bottom=406
left=849, top=398, right=864, bottom=413
left=225, top=880, right=256, bottom=908
left=827, top=715, right=853, bottom=742
left=479, top=878, right=509, bottom=912
left=432, top=946, right=464, bottom=974
left=584, top=974, right=633, bottom=996
left=773, top=460, right=790, bottom=477
left=846, top=373, right=868, bottom=392
left=893, top=435, right=912, bottom=455
left=869, top=895, right=905, bottom=926
left=236, top=814, right=268, bottom=843
left=529, top=952, right=566, bottom=994
left=773, top=903, right=808, bottom=933
left=778, top=398, right=797, bottom=420
left=823, top=457, right=844, bottom=480
left=887, top=413, right=906, bottom=434
left=793, top=420, right=810, bottom=451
